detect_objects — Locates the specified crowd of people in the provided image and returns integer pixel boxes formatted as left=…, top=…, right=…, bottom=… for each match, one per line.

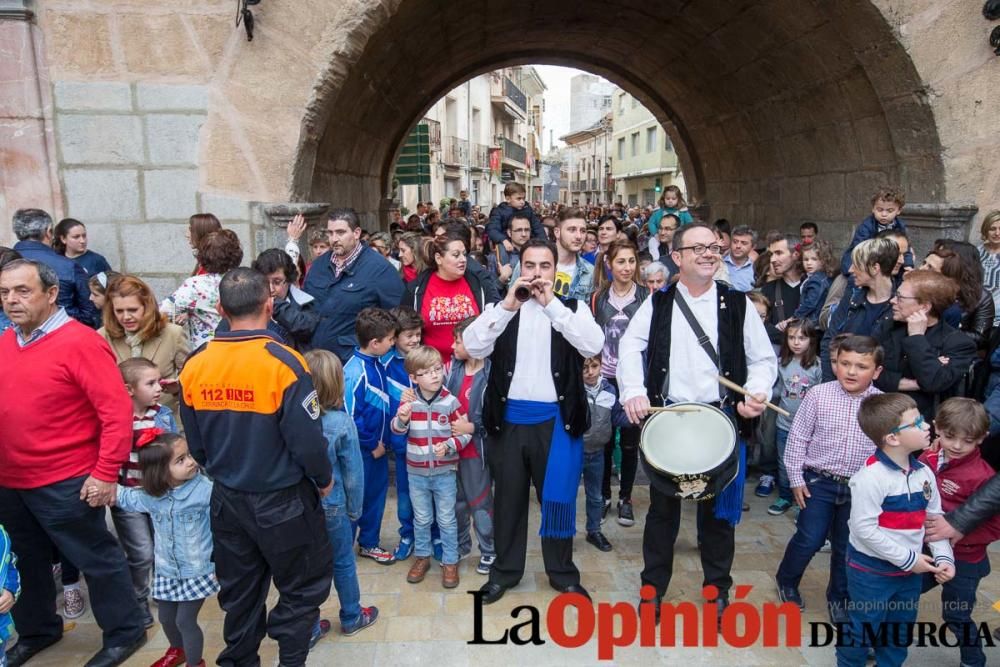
left=1, top=185, right=1000, bottom=667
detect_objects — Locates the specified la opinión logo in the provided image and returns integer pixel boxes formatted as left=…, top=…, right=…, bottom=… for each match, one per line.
left=467, top=584, right=998, bottom=660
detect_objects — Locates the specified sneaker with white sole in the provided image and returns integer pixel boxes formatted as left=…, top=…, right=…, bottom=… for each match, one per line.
left=617, top=499, right=635, bottom=526
left=476, top=555, right=495, bottom=575
left=768, top=498, right=793, bottom=515
left=358, top=545, right=396, bottom=565
left=342, top=606, right=379, bottom=636
left=63, top=587, right=86, bottom=619
left=755, top=474, right=776, bottom=497
left=393, top=538, right=413, bottom=561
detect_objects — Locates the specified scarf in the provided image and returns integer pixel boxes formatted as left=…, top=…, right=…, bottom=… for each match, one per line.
left=124, top=332, right=144, bottom=358
left=713, top=437, right=747, bottom=526
left=505, top=399, right=582, bottom=539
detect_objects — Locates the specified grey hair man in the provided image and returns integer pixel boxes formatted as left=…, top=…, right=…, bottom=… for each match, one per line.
left=11, top=208, right=99, bottom=326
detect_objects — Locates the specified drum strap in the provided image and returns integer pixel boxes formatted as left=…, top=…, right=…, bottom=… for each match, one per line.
left=673, top=290, right=727, bottom=402
left=674, top=289, right=720, bottom=368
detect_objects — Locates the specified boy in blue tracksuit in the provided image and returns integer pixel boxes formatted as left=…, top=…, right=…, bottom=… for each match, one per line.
left=344, top=307, right=397, bottom=565
left=0, top=524, right=22, bottom=667
left=839, top=187, right=914, bottom=275
left=381, top=307, right=438, bottom=561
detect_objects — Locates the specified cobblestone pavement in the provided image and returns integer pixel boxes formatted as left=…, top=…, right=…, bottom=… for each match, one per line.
left=18, top=483, right=1000, bottom=666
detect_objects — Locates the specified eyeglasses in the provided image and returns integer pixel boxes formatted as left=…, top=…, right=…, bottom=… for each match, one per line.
left=415, top=365, right=443, bottom=378
left=892, top=294, right=920, bottom=301
left=674, top=244, right=722, bottom=256
left=268, top=278, right=287, bottom=288
left=890, top=415, right=926, bottom=434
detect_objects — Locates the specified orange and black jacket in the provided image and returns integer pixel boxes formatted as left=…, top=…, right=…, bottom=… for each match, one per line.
left=179, top=330, right=332, bottom=493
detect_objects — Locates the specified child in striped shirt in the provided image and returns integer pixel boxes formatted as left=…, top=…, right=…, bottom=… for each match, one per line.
left=117, top=357, right=177, bottom=629
left=392, top=346, right=471, bottom=590
left=837, top=393, right=954, bottom=667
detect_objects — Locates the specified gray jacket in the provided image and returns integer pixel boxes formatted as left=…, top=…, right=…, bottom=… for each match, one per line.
left=583, top=378, right=627, bottom=454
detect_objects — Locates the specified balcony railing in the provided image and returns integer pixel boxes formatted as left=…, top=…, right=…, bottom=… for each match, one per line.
left=504, top=77, right=527, bottom=112
left=442, top=136, right=468, bottom=166
left=500, top=137, right=526, bottom=166
left=576, top=180, right=587, bottom=192
left=442, top=136, right=490, bottom=170
left=491, top=74, right=527, bottom=118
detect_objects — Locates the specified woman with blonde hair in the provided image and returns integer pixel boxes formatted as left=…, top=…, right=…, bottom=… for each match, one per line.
left=976, top=210, right=1000, bottom=325
left=99, top=275, right=189, bottom=413
left=397, top=232, right=425, bottom=283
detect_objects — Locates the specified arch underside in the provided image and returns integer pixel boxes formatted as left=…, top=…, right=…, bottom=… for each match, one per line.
left=296, top=0, right=945, bottom=231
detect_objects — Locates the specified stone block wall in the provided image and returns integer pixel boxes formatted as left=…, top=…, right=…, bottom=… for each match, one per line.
left=52, top=80, right=252, bottom=299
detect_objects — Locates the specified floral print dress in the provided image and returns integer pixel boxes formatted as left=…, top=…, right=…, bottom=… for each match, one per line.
left=159, top=273, right=222, bottom=349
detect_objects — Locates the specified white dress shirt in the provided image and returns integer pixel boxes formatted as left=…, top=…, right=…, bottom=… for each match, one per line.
left=462, top=298, right=605, bottom=403
left=616, top=281, right=776, bottom=403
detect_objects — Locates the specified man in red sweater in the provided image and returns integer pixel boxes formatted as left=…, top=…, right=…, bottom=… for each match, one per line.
left=0, top=259, right=146, bottom=667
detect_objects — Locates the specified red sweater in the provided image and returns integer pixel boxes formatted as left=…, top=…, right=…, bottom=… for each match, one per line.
left=919, top=448, right=1000, bottom=563
left=0, top=321, right=133, bottom=488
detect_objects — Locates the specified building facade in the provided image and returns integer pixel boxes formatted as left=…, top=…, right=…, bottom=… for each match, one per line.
left=561, top=114, right=613, bottom=206
left=569, top=74, right=615, bottom=134
left=610, top=88, right=685, bottom=207
left=396, top=66, right=545, bottom=215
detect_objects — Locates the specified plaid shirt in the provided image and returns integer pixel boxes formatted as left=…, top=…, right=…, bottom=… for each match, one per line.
left=784, top=380, right=881, bottom=488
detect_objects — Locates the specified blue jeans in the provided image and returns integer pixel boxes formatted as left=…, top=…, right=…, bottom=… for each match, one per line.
left=581, top=450, right=604, bottom=534
left=775, top=428, right=792, bottom=502
left=922, top=557, right=991, bottom=667
left=836, top=565, right=922, bottom=667
left=775, top=471, right=851, bottom=606
left=408, top=471, right=459, bottom=565
left=1, top=637, right=7, bottom=667
left=324, top=507, right=361, bottom=627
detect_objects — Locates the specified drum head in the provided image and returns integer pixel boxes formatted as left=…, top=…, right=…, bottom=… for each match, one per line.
left=640, top=402, right=736, bottom=475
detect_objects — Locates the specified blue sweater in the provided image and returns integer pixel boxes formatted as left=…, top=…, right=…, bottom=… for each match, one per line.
left=71, top=249, right=112, bottom=276
left=343, top=348, right=390, bottom=454
left=793, top=272, right=832, bottom=324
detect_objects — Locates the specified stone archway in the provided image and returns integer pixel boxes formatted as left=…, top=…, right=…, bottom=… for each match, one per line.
left=291, top=0, right=963, bottom=246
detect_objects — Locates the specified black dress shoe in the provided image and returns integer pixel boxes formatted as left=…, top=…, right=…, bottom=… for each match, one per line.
left=83, top=633, right=147, bottom=667
left=637, top=594, right=663, bottom=623
left=553, top=583, right=591, bottom=601
left=7, top=636, right=61, bottom=667
left=479, top=581, right=509, bottom=605
left=714, top=596, right=729, bottom=629
left=586, top=531, right=613, bottom=552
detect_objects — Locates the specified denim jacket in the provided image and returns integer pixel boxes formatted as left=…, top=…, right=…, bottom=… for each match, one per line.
left=511, top=253, right=594, bottom=301
left=444, top=358, right=491, bottom=465
left=320, top=409, right=365, bottom=520
left=116, top=474, right=214, bottom=580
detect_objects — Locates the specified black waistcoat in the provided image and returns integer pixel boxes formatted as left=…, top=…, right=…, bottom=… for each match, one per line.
left=483, top=300, right=590, bottom=438
left=645, top=282, right=752, bottom=435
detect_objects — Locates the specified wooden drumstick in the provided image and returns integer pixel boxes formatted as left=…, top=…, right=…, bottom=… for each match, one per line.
left=647, top=406, right=702, bottom=413
left=715, top=374, right=791, bottom=418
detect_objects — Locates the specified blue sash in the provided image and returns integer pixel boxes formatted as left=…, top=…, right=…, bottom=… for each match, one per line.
left=505, top=399, right=582, bottom=539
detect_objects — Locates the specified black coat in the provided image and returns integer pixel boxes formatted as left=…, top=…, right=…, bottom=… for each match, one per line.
left=872, top=318, right=978, bottom=417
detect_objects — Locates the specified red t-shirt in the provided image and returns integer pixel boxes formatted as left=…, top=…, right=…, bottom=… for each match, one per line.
left=456, top=374, right=479, bottom=459
left=421, top=273, right=479, bottom=363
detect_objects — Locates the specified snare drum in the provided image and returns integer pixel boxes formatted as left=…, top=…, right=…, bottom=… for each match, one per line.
left=639, top=402, right=738, bottom=501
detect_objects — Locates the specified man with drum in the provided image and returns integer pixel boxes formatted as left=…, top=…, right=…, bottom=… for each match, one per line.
left=463, top=238, right=604, bottom=605
left=616, top=223, right=777, bottom=621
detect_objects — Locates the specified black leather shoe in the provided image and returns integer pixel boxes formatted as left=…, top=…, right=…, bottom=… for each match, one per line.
left=83, top=633, right=147, bottom=667
left=714, top=596, right=729, bottom=629
left=479, top=582, right=509, bottom=605
left=586, top=531, right=613, bottom=552
left=637, top=594, right=663, bottom=623
left=552, top=583, right=591, bottom=601
left=7, top=636, right=61, bottom=667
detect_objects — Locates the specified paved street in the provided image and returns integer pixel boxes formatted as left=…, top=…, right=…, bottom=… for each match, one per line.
left=19, top=482, right=1000, bottom=666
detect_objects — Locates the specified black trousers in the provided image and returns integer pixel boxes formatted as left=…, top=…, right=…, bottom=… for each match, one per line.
left=640, top=484, right=735, bottom=598
left=0, top=475, right=145, bottom=649
left=210, top=479, right=333, bottom=667
left=602, top=377, right=640, bottom=501
left=487, top=420, right=579, bottom=590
